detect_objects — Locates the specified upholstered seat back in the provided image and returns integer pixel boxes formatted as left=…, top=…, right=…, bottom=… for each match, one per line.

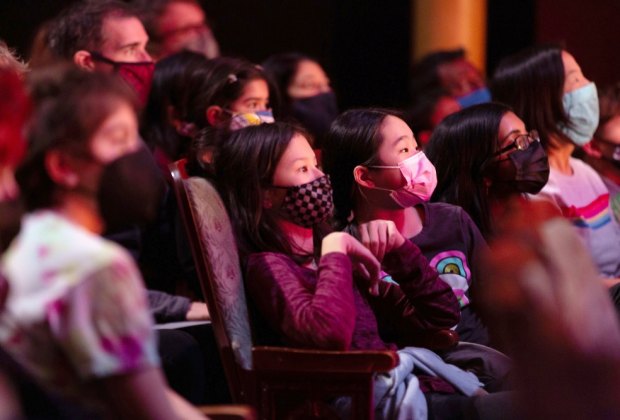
left=184, top=177, right=253, bottom=370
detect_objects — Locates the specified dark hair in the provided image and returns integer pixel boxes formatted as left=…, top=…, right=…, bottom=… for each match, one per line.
left=262, top=52, right=314, bottom=117
left=214, top=122, right=311, bottom=258
left=17, top=66, right=137, bottom=211
left=322, top=108, right=401, bottom=228
left=132, top=0, right=210, bottom=56
left=406, top=87, right=452, bottom=139
left=141, top=50, right=211, bottom=159
left=133, top=0, right=201, bottom=38
left=410, top=49, right=465, bottom=98
left=425, top=102, right=513, bottom=236
left=491, top=45, right=569, bottom=150
left=204, top=56, right=274, bottom=114
left=142, top=54, right=271, bottom=161
left=47, top=0, right=139, bottom=60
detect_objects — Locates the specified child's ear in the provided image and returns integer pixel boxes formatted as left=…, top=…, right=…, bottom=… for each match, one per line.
left=45, top=150, right=79, bottom=188
left=353, top=165, right=375, bottom=188
left=206, top=105, right=226, bottom=127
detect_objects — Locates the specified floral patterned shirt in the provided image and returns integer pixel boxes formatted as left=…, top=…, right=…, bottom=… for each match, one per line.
left=0, top=211, right=159, bottom=397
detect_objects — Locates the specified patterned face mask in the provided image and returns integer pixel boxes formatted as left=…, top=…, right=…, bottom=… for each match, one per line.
left=229, top=110, right=275, bottom=130
left=273, top=175, right=334, bottom=227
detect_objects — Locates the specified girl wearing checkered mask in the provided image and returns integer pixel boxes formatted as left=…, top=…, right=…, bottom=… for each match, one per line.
left=215, top=122, right=497, bottom=420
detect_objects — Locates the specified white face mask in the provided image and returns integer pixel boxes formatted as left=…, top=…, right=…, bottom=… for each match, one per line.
left=367, top=151, right=438, bottom=208
left=559, top=82, right=599, bottom=146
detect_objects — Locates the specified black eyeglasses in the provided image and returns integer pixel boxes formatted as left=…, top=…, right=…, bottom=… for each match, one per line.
left=493, top=130, right=540, bottom=157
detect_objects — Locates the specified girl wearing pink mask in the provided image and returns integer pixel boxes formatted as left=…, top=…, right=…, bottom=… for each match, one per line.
left=213, top=122, right=512, bottom=420
left=323, top=109, right=490, bottom=347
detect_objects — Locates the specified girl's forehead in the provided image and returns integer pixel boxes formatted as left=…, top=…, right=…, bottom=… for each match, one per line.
left=280, top=134, right=314, bottom=163
left=379, top=116, right=414, bottom=143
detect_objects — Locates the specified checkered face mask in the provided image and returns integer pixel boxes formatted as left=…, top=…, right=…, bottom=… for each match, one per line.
left=275, top=175, right=334, bottom=227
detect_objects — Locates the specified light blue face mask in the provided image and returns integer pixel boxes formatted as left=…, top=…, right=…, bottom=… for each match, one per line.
left=558, top=82, right=599, bottom=146
left=456, top=87, right=491, bottom=108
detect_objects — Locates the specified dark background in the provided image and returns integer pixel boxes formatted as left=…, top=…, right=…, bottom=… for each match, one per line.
left=0, top=0, right=618, bottom=110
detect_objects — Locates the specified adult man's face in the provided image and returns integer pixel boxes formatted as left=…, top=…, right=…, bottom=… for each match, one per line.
left=93, top=15, right=152, bottom=71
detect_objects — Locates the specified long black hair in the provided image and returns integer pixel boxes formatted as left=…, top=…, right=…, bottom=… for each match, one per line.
left=141, top=50, right=211, bottom=159
left=322, top=108, right=399, bottom=229
left=424, top=102, right=512, bottom=237
left=491, top=45, right=570, bottom=150
left=142, top=53, right=274, bottom=161
left=214, top=122, right=312, bottom=258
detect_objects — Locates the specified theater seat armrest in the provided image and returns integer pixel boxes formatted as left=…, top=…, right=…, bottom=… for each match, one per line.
left=198, top=404, right=256, bottom=420
left=410, top=329, right=459, bottom=351
left=252, top=346, right=399, bottom=373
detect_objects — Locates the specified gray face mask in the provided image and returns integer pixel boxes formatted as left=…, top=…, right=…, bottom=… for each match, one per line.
left=558, top=82, right=599, bottom=146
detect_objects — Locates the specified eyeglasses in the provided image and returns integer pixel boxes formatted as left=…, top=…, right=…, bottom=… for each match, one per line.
left=493, top=130, right=540, bottom=157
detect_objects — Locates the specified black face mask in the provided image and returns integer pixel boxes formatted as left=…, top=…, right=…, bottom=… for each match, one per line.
left=291, top=91, right=339, bottom=140
left=485, top=140, right=550, bottom=195
left=97, top=145, right=166, bottom=233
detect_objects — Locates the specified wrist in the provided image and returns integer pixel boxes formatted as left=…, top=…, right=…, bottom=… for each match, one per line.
left=321, top=233, right=348, bottom=256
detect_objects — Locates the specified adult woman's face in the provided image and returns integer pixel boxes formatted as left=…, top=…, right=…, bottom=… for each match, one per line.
left=287, top=60, right=331, bottom=99
left=561, top=51, right=590, bottom=94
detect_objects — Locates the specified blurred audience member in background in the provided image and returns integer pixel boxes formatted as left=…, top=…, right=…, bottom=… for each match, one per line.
left=263, top=52, right=338, bottom=149
left=135, top=0, right=220, bottom=60
left=410, top=48, right=490, bottom=110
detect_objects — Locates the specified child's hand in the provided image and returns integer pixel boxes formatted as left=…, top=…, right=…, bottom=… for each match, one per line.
left=322, top=232, right=381, bottom=295
left=358, top=219, right=406, bottom=262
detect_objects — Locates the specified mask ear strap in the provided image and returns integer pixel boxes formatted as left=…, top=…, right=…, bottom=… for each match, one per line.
left=89, top=52, right=117, bottom=67
left=366, top=164, right=399, bottom=169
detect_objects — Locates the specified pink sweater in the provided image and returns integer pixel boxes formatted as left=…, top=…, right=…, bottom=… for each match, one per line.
left=245, top=240, right=460, bottom=351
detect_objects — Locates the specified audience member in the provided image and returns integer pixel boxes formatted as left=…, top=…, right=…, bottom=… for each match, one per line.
left=410, top=48, right=490, bottom=109
left=578, top=82, right=620, bottom=216
left=322, top=108, right=491, bottom=346
left=492, top=45, right=620, bottom=284
left=0, top=69, right=31, bottom=253
left=263, top=52, right=338, bottom=149
left=142, top=52, right=274, bottom=169
left=425, top=102, right=550, bottom=239
left=214, top=121, right=513, bottom=419
left=143, top=55, right=273, bottom=171
left=1, top=67, right=202, bottom=418
left=135, top=0, right=220, bottom=60
left=141, top=50, right=212, bottom=169
left=47, top=0, right=154, bottom=105
left=480, top=199, right=620, bottom=419
left=406, top=88, right=461, bottom=148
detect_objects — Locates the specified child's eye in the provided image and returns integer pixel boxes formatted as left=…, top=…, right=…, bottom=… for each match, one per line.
left=297, top=166, right=308, bottom=173
left=400, top=147, right=409, bottom=154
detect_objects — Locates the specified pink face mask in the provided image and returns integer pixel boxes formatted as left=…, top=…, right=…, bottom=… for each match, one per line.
left=368, top=151, right=438, bottom=208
